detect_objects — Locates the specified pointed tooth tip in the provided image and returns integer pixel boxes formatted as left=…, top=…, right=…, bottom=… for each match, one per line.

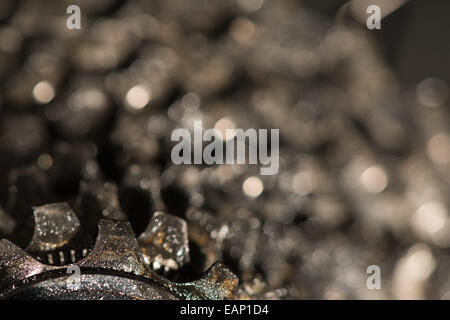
left=97, top=219, right=135, bottom=237
left=0, top=240, right=56, bottom=292
left=89, top=219, right=138, bottom=252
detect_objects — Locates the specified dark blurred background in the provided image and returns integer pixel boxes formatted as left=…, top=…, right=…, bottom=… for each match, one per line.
left=304, top=0, right=450, bottom=85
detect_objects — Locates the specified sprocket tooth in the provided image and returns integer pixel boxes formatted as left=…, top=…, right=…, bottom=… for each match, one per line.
left=27, top=202, right=80, bottom=253
left=0, top=240, right=57, bottom=293
left=189, top=262, right=238, bottom=300
left=138, top=211, right=189, bottom=272
left=163, top=262, right=238, bottom=300
left=78, top=220, right=147, bottom=276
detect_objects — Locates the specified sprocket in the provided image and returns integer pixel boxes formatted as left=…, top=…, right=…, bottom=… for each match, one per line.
left=0, top=202, right=238, bottom=300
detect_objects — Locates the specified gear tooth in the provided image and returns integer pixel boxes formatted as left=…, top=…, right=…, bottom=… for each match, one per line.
left=165, top=262, right=239, bottom=300
left=78, top=220, right=147, bottom=276
left=27, top=202, right=80, bottom=253
left=0, top=239, right=56, bottom=293
left=193, top=262, right=239, bottom=300
left=138, top=211, right=189, bottom=271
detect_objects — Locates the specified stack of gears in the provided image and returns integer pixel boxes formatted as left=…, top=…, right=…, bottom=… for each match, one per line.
left=0, top=0, right=449, bottom=299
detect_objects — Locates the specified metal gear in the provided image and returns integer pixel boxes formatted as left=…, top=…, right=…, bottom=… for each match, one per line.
left=0, top=202, right=238, bottom=300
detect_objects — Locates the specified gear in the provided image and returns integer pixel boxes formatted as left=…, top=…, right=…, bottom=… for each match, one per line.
left=0, top=202, right=238, bottom=300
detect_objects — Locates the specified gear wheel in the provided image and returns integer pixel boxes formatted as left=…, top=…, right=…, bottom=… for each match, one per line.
left=0, top=202, right=238, bottom=300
